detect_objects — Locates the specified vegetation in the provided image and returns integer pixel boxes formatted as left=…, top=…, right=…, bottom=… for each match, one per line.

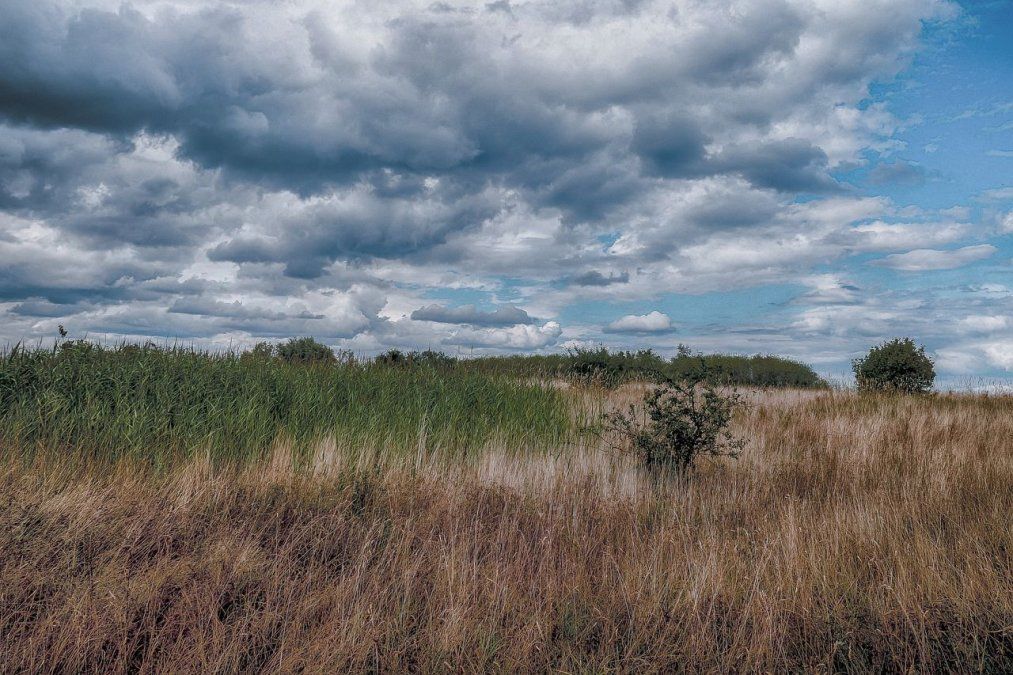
left=1, top=334, right=1006, bottom=671
left=668, top=346, right=828, bottom=388
left=1, top=388, right=1009, bottom=672
left=273, top=336, right=337, bottom=364
left=853, top=337, right=936, bottom=393
left=415, top=346, right=828, bottom=389
left=0, top=341, right=571, bottom=464
left=603, top=378, right=744, bottom=477
left=233, top=340, right=826, bottom=390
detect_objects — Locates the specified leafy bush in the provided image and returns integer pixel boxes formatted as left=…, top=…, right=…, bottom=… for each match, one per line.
left=603, top=378, right=744, bottom=477
left=669, top=347, right=826, bottom=388
left=853, top=338, right=935, bottom=394
left=374, top=349, right=456, bottom=370
left=564, top=347, right=666, bottom=389
left=276, top=337, right=335, bottom=365
left=246, top=341, right=276, bottom=361
left=406, top=350, right=457, bottom=370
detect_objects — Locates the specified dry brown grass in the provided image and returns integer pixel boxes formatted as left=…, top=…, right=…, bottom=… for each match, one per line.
left=1, top=389, right=1011, bottom=672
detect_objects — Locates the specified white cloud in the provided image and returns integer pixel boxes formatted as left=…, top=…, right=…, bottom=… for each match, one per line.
left=958, top=315, right=1010, bottom=333
left=444, top=321, right=562, bottom=350
left=798, top=274, right=862, bottom=304
left=979, top=187, right=1013, bottom=202
left=1000, top=212, right=1013, bottom=234
left=983, top=342, right=1013, bottom=371
left=604, top=311, right=673, bottom=334
left=846, top=220, right=966, bottom=251
left=871, top=245, right=997, bottom=271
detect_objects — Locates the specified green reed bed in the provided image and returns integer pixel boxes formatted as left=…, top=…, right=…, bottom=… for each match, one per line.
left=0, top=342, right=572, bottom=465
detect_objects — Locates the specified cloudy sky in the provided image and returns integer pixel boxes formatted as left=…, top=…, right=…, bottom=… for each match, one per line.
left=1, top=0, right=1011, bottom=381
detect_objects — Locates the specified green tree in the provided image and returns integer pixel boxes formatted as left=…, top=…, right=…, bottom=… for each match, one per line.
left=275, top=337, right=335, bottom=365
left=248, top=341, right=276, bottom=360
left=853, top=338, right=935, bottom=394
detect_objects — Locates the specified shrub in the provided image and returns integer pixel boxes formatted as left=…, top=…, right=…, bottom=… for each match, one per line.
left=669, top=347, right=827, bottom=388
left=276, top=337, right=335, bottom=365
left=564, top=347, right=666, bottom=389
left=375, top=349, right=457, bottom=370
left=375, top=349, right=406, bottom=366
left=408, top=350, right=457, bottom=370
left=853, top=338, right=935, bottom=394
left=247, top=341, right=276, bottom=360
left=603, top=378, right=744, bottom=478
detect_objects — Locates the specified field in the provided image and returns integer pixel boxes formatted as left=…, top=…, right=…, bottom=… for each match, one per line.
left=1, top=346, right=1011, bottom=672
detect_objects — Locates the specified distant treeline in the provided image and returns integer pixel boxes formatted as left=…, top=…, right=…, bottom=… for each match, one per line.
left=253, top=338, right=827, bottom=389
left=456, top=346, right=828, bottom=389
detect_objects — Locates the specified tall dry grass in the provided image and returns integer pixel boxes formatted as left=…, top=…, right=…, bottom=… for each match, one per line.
left=1, top=389, right=1010, bottom=672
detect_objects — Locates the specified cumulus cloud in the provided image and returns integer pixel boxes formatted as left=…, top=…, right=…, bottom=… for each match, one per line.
left=444, top=321, right=562, bottom=350
left=604, top=311, right=674, bottom=334
left=871, top=245, right=997, bottom=271
left=4, top=0, right=999, bottom=375
left=983, top=342, right=1013, bottom=370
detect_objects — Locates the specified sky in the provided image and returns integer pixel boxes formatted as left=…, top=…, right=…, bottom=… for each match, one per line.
left=0, top=0, right=1010, bottom=383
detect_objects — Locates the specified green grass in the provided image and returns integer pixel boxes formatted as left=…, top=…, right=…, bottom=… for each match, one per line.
left=0, top=342, right=572, bottom=465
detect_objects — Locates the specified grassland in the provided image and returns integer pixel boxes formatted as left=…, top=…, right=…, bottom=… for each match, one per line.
left=0, top=342, right=571, bottom=464
left=0, top=345, right=1010, bottom=672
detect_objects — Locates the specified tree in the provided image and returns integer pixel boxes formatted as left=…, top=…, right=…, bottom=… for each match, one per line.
left=248, top=341, right=275, bottom=360
left=275, top=337, right=335, bottom=365
left=853, top=338, right=935, bottom=394
left=375, top=349, right=406, bottom=366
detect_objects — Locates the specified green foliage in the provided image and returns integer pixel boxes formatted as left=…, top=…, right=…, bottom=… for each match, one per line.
left=853, top=338, right=935, bottom=394
left=563, top=348, right=666, bottom=389
left=374, top=350, right=462, bottom=370
left=459, top=346, right=826, bottom=389
left=669, top=347, right=827, bottom=388
left=0, top=342, right=571, bottom=464
left=275, top=337, right=336, bottom=365
left=247, top=341, right=276, bottom=361
left=604, top=378, right=745, bottom=477
left=375, top=349, right=406, bottom=366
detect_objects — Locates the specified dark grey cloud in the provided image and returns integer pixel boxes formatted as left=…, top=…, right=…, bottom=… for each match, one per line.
left=0, top=0, right=961, bottom=356
left=168, top=298, right=324, bottom=322
left=207, top=184, right=502, bottom=278
left=631, top=113, right=709, bottom=178
left=713, top=139, right=842, bottom=193
left=9, top=299, right=96, bottom=318
left=0, top=0, right=852, bottom=206
left=411, top=304, right=535, bottom=327
left=570, top=271, right=630, bottom=286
